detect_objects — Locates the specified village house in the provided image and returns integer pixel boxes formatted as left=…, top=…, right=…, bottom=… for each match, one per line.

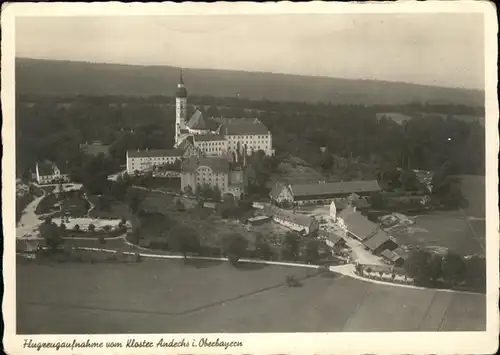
left=318, top=230, right=347, bottom=252
left=35, top=161, right=70, bottom=185
left=362, top=229, right=399, bottom=255
left=263, top=206, right=319, bottom=234
left=269, top=180, right=381, bottom=206
left=337, top=205, right=401, bottom=259
left=381, top=248, right=406, bottom=267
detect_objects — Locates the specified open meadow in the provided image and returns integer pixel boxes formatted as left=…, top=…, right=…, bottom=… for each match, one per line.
left=390, top=174, right=486, bottom=255
left=17, top=258, right=485, bottom=334
left=390, top=211, right=485, bottom=256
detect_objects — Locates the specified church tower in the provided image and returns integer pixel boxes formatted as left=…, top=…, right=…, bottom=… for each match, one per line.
left=175, top=69, right=188, bottom=145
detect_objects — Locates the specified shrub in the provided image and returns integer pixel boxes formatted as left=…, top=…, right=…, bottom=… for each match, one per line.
left=222, top=234, right=249, bottom=266
left=88, top=224, right=96, bottom=232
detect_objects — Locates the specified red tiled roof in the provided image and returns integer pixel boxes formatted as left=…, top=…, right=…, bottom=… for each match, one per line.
left=127, top=149, right=184, bottom=158
left=187, top=111, right=219, bottom=131
left=381, top=249, right=402, bottom=262
left=181, top=156, right=230, bottom=173
left=219, top=118, right=269, bottom=136
left=363, top=230, right=394, bottom=251
left=339, top=207, right=379, bottom=241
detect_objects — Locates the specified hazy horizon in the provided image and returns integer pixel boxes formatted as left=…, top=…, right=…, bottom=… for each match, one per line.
left=16, top=14, right=485, bottom=90
left=16, top=56, right=485, bottom=92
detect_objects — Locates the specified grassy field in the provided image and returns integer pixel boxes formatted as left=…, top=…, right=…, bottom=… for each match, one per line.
left=458, top=174, right=486, bottom=218
left=17, top=259, right=485, bottom=334
left=386, top=175, right=486, bottom=256
left=390, top=211, right=485, bottom=256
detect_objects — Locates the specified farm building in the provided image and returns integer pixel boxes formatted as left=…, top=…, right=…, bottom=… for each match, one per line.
left=269, top=180, right=381, bottom=206
left=263, top=206, right=319, bottom=234
left=247, top=215, right=272, bottom=226
left=362, top=230, right=398, bottom=255
left=318, top=230, right=347, bottom=251
left=392, top=246, right=409, bottom=260
left=337, top=206, right=379, bottom=241
left=381, top=249, right=406, bottom=267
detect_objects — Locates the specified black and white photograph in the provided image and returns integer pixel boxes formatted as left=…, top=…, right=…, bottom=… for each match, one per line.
left=2, top=2, right=498, bottom=354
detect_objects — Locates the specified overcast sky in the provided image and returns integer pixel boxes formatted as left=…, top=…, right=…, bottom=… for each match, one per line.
left=16, top=14, right=485, bottom=89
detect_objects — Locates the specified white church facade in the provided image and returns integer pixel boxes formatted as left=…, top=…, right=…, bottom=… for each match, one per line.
left=174, top=70, right=275, bottom=157
left=125, top=70, right=272, bottom=198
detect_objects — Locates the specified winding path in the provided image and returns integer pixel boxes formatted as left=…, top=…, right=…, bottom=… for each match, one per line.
left=16, top=195, right=480, bottom=296
left=16, top=192, right=46, bottom=238
left=22, top=233, right=477, bottom=296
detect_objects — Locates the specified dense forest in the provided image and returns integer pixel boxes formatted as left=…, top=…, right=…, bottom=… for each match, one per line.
left=16, top=58, right=484, bottom=106
left=16, top=94, right=485, bottom=186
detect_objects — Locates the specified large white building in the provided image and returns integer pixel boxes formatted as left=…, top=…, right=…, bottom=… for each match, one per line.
left=126, top=137, right=201, bottom=175
left=126, top=148, right=184, bottom=175
left=35, top=161, right=70, bottom=185
left=174, top=71, right=274, bottom=157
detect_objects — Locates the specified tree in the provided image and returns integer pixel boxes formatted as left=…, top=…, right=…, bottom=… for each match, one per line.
left=199, top=183, right=213, bottom=200
left=431, top=162, right=468, bottom=209
left=401, top=169, right=421, bottom=191
left=427, top=253, right=443, bottom=282
left=88, top=224, right=96, bottom=232
left=404, top=249, right=433, bottom=284
left=183, top=185, right=193, bottom=196
left=39, top=218, right=63, bottom=252
left=175, top=199, right=185, bottom=211
left=255, top=233, right=272, bottom=260
left=441, top=252, right=467, bottom=287
left=222, top=234, right=249, bottom=266
left=238, top=198, right=253, bottom=212
left=212, top=186, right=222, bottom=202
left=305, top=238, right=321, bottom=264
left=73, top=224, right=80, bottom=232
left=282, top=231, right=300, bottom=261
left=167, top=225, right=201, bottom=259
left=126, top=187, right=143, bottom=215
left=218, top=195, right=239, bottom=219
left=369, top=192, right=387, bottom=210
left=464, top=256, right=486, bottom=290
left=319, top=152, right=333, bottom=171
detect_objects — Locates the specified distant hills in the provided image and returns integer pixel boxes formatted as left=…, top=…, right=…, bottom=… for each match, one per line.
left=16, top=58, right=484, bottom=106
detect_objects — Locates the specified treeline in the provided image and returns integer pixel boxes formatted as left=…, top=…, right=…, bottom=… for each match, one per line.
left=18, top=93, right=484, bottom=116
left=16, top=95, right=485, bottom=184
left=404, top=249, right=485, bottom=293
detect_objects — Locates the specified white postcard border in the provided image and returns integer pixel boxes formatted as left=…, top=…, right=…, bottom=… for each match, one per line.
left=2, top=2, right=499, bottom=354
